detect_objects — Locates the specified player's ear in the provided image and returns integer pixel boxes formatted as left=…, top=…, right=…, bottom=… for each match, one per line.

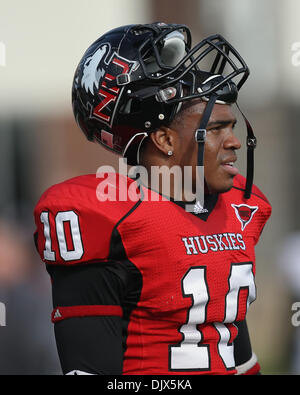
left=149, top=127, right=177, bottom=156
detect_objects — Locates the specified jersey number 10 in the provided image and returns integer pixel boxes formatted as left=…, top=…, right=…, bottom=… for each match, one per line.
left=40, top=211, right=83, bottom=261
left=170, top=264, right=256, bottom=371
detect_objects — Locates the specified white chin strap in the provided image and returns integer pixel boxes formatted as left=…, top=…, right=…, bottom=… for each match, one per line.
left=136, top=133, right=149, bottom=164
left=122, top=132, right=148, bottom=164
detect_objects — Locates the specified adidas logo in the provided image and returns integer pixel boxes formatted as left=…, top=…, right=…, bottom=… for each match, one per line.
left=53, top=309, right=62, bottom=319
left=194, top=200, right=208, bottom=214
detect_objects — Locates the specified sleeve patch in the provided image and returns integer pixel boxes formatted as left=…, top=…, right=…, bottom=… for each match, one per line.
left=51, top=305, right=123, bottom=323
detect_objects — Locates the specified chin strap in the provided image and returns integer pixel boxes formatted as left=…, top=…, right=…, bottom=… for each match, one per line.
left=194, top=94, right=218, bottom=166
left=192, top=94, right=218, bottom=211
left=236, top=103, right=257, bottom=199
left=194, top=96, right=256, bottom=200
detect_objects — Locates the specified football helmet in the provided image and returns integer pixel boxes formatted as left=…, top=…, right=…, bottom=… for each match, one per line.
left=72, top=22, right=256, bottom=198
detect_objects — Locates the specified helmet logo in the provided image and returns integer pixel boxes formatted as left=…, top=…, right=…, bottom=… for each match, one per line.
left=92, top=56, right=130, bottom=124
left=80, top=43, right=137, bottom=128
left=231, top=204, right=258, bottom=231
left=81, top=45, right=108, bottom=94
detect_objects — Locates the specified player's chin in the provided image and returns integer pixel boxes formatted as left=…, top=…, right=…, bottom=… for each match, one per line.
left=208, top=175, right=235, bottom=194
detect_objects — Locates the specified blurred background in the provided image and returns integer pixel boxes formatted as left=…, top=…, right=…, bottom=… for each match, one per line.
left=0, top=0, right=299, bottom=374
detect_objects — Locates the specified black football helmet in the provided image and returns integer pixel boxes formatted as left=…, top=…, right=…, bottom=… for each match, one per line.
left=72, top=22, right=256, bottom=198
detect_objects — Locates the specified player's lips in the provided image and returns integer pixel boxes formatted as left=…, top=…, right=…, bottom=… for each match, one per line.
left=220, top=158, right=239, bottom=176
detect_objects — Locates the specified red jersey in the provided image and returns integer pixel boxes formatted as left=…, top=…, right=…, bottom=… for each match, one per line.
left=34, top=173, right=271, bottom=375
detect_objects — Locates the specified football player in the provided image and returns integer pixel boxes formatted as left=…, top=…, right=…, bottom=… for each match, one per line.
left=34, top=23, right=271, bottom=375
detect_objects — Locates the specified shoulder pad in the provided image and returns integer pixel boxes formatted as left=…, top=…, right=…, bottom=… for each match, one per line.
left=230, top=175, right=272, bottom=244
left=34, top=173, right=140, bottom=265
left=233, top=174, right=271, bottom=205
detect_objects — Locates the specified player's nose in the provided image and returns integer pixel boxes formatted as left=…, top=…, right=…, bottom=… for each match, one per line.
left=223, top=129, right=241, bottom=150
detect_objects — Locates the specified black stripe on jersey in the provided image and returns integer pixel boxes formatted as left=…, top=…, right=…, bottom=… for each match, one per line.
left=232, top=186, right=269, bottom=204
left=109, top=226, right=143, bottom=357
left=234, top=320, right=253, bottom=366
left=108, top=181, right=143, bottom=356
left=33, top=231, right=38, bottom=250
left=114, top=199, right=143, bottom=228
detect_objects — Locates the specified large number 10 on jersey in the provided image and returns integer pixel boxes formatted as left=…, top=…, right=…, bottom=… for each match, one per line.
left=169, top=264, right=256, bottom=371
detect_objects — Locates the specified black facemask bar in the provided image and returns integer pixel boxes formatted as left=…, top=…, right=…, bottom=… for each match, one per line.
left=194, top=93, right=256, bottom=200
left=129, top=24, right=255, bottom=199
left=133, top=26, right=249, bottom=100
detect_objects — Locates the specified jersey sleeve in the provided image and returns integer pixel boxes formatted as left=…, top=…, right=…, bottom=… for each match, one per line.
left=33, top=174, right=139, bottom=266
left=250, top=183, right=272, bottom=245
left=232, top=175, right=272, bottom=245
left=47, top=260, right=130, bottom=375
left=33, top=175, right=141, bottom=374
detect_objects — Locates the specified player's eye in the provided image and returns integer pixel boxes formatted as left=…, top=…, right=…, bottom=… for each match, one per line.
left=208, top=125, right=223, bottom=133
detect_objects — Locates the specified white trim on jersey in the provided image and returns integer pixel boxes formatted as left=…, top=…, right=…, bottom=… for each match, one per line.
left=235, top=352, right=258, bottom=375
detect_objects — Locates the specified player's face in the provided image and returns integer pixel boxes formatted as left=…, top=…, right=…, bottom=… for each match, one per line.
left=174, top=101, right=241, bottom=194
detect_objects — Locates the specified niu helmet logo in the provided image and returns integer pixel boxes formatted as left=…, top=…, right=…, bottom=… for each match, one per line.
left=80, top=43, right=136, bottom=127
left=231, top=204, right=258, bottom=231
